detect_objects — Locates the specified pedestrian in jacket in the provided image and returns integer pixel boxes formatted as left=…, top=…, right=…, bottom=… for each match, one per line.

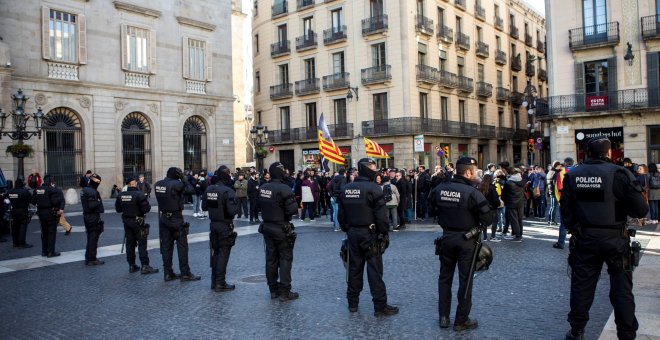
left=502, top=168, right=526, bottom=242
left=247, top=173, right=260, bottom=223
left=300, top=174, right=317, bottom=221
left=382, top=176, right=400, bottom=230
left=233, top=174, right=249, bottom=219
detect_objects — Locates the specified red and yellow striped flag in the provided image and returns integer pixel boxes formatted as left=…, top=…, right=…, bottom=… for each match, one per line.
left=318, top=113, right=345, bottom=164
left=364, top=137, right=390, bottom=159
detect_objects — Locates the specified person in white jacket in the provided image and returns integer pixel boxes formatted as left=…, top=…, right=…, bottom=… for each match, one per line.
left=381, top=176, right=401, bottom=231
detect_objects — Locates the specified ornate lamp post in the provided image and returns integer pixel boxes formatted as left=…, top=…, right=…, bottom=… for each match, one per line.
left=0, top=89, right=44, bottom=182
left=250, top=124, right=269, bottom=172
left=522, top=78, right=538, bottom=166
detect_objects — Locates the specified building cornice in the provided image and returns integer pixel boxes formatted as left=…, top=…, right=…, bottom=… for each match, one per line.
left=113, top=1, right=162, bottom=18
left=176, top=16, right=216, bottom=31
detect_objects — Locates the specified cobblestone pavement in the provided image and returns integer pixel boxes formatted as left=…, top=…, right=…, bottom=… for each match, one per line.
left=0, top=214, right=625, bottom=339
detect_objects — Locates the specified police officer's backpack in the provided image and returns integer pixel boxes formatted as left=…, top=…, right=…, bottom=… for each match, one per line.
left=383, top=184, right=393, bottom=202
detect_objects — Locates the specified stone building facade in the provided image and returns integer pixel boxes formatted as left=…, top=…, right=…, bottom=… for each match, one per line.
left=0, top=0, right=236, bottom=196
left=253, top=0, right=545, bottom=171
left=543, top=0, right=660, bottom=165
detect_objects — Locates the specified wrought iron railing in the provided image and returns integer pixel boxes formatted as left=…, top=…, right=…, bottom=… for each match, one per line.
left=322, top=72, right=350, bottom=90
left=361, top=65, right=392, bottom=84
left=496, top=87, right=510, bottom=101
left=323, top=26, right=347, bottom=44
left=415, top=15, right=434, bottom=34
left=525, top=33, right=533, bottom=46
left=295, top=32, right=317, bottom=51
left=457, top=75, right=474, bottom=93
left=438, top=70, right=458, bottom=88
left=496, top=127, right=514, bottom=140
left=270, top=40, right=290, bottom=57
left=437, top=25, right=453, bottom=43
left=476, top=82, right=493, bottom=97
left=362, top=15, right=388, bottom=35
left=526, top=63, right=536, bottom=77
left=270, top=123, right=354, bottom=144
left=297, top=0, right=314, bottom=10
left=454, top=0, right=466, bottom=10
left=511, top=56, right=522, bottom=71
left=475, top=4, right=485, bottom=20
left=537, top=40, right=545, bottom=53
left=496, top=50, right=507, bottom=65
left=416, top=65, right=438, bottom=83
left=272, top=1, right=287, bottom=17
left=510, top=24, right=519, bottom=39
left=456, top=32, right=470, bottom=50
left=494, top=16, right=504, bottom=30
left=513, top=129, right=529, bottom=140
left=295, top=78, right=320, bottom=95
left=569, top=22, right=619, bottom=50
left=270, top=83, right=293, bottom=99
left=538, top=69, right=547, bottom=82
left=510, top=91, right=525, bottom=105
left=477, top=125, right=496, bottom=138
left=536, top=88, right=660, bottom=116
left=362, top=117, right=478, bottom=137
left=476, top=41, right=489, bottom=57
left=642, top=15, right=660, bottom=40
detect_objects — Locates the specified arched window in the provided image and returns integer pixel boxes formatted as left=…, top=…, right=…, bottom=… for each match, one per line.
left=183, top=116, right=207, bottom=173
left=121, top=112, right=152, bottom=183
left=42, top=107, right=84, bottom=188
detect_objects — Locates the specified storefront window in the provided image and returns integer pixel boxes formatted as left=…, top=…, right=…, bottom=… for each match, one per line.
left=574, top=127, right=623, bottom=164
left=302, top=149, right=320, bottom=169
left=648, top=126, right=660, bottom=165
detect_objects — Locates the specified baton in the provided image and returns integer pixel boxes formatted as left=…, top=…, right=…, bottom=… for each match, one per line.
left=464, top=229, right=483, bottom=300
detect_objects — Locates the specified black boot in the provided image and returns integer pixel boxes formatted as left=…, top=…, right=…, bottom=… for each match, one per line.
left=374, top=305, right=399, bottom=317
left=164, top=272, right=180, bottom=282
left=180, top=273, right=201, bottom=281
left=270, top=291, right=280, bottom=299
left=453, top=318, right=478, bottom=331
left=213, top=283, right=236, bottom=292
left=565, top=329, right=584, bottom=340
left=129, top=264, right=140, bottom=273
left=279, top=291, right=299, bottom=301
left=85, top=260, right=105, bottom=266
left=440, top=317, right=450, bottom=328
left=141, top=265, right=159, bottom=274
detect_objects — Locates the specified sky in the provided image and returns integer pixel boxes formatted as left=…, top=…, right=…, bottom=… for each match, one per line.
left=524, top=0, right=546, bottom=17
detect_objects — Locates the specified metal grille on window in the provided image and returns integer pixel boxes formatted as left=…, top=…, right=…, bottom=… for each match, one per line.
left=121, top=112, right=152, bottom=184
left=49, top=9, right=77, bottom=63
left=42, top=107, right=83, bottom=188
left=188, top=39, right=206, bottom=81
left=127, top=26, right=149, bottom=72
left=183, top=116, right=207, bottom=173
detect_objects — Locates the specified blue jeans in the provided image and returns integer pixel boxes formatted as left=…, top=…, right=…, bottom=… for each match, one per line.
left=649, top=200, right=659, bottom=220
left=303, top=202, right=315, bottom=220
left=497, top=207, right=506, bottom=228
left=547, top=196, right=558, bottom=223
left=331, top=197, right=339, bottom=229
left=192, top=195, right=201, bottom=214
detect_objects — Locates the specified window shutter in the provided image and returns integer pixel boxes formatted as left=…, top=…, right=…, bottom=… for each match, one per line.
left=182, top=37, right=190, bottom=79
left=607, top=56, right=617, bottom=108
left=77, top=14, right=87, bottom=64
left=149, top=30, right=157, bottom=74
left=574, top=62, right=585, bottom=111
left=120, top=24, right=128, bottom=71
left=648, top=52, right=660, bottom=106
left=42, top=6, right=51, bottom=60
left=205, top=41, right=212, bottom=81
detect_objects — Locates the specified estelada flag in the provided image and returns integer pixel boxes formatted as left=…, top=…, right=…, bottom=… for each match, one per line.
left=364, top=137, right=390, bottom=159
left=318, top=113, right=345, bottom=164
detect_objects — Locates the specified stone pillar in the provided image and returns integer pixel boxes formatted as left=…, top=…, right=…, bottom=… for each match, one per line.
left=520, top=140, right=529, bottom=166
left=506, top=140, right=514, bottom=164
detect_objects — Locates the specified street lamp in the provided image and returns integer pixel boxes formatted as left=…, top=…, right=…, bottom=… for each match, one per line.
left=0, top=89, right=44, bottom=182
left=250, top=124, right=269, bottom=172
left=346, top=86, right=359, bottom=102
left=522, top=77, right=538, bottom=166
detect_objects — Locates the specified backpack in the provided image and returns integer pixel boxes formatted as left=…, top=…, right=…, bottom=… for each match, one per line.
left=650, top=174, right=660, bottom=189
left=383, top=184, right=393, bottom=202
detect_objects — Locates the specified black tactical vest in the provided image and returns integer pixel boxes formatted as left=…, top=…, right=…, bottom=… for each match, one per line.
left=205, top=185, right=227, bottom=222
left=568, top=162, right=625, bottom=228
left=154, top=178, right=182, bottom=212
left=433, top=182, right=479, bottom=231
left=118, top=190, right=140, bottom=217
left=340, top=181, right=377, bottom=226
left=259, top=182, right=288, bottom=224
left=33, top=186, right=53, bottom=210
left=8, top=188, right=31, bottom=214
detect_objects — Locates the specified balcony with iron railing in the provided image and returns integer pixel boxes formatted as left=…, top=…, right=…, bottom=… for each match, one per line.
left=322, top=72, right=350, bottom=91
left=535, top=88, right=660, bottom=118
left=456, top=32, right=470, bottom=50
left=361, top=65, right=392, bottom=85
left=494, top=16, right=504, bottom=30
left=477, top=125, right=497, bottom=138
left=496, top=87, right=510, bottom=101
left=511, top=56, right=522, bottom=71
left=297, top=0, right=314, bottom=11
left=476, top=41, right=489, bottom=58
left=642, top=15, right=660, bottom=40
left=457, top=75, right=473, bottom=93
left=537, top=40, right=545, bottom=53
left=525, top=33, right=533, bottom=46
left=476, top=81, right=493, bottom=98
left=510, top=24, right=519, bottom=39
left=526, top=63, right=536, bottom=77
left=495, top=50, right=507, bottom=65
left=270, top=123, right=354, bottom=144
left=437, top=25, right=453, bottom=43
left=510, top=91, right=525, bottom=105
left=454, top=0, right=466, bottom=11
left=415, top=15, right=434, bottom=35
left=569, top=22, right=620, bottom=50
left=362, top=117, right=479, bottom=138
left=416, top=64, right=438, bottom=84
left=513, top=129, right=529, bottom=140
left=496, top=127, right=515, bottom=140
left=323, top=26, right=347, bottom=45
left=295, top=32, right=317, bottom=51
left=475, top=4, right=486, bottom=21
left=272, top=1, right=287, bottom=17
left=538, top=68, right=547, bottom=82
left=295, top=78, right=320, bottom=95
left=270, top=83, right=293, bottom=100
left=438, top=70, right=458, bottom=88
left=362, top=15, right=388, bottom=36
left=270, top=40, right=290, bottom=57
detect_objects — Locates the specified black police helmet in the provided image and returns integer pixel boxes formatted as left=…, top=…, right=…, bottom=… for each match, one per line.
left=167, top=167, right=183, bottom=180
left=14, top=178, right=24, bottom=188
left=357, top=158, right=378, bottom=181
left=89, top=173, right=102, bottom=189
left=125, top=176, right=136, bottom=185
left=215, top=165, right=232, bottom=185
left=586, top=136, right=611, bottom=160
left=43, top=175, right=53, bottom=186
left=269, top=162, right=287, bottom=180
left=475, top=243, right=493, bottom=272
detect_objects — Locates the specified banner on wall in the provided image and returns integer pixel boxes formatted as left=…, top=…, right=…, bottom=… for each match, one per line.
left=302, top=148, right=320, bottom=167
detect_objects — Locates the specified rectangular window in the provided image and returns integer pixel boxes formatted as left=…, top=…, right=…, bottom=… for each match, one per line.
left=373, top=93, right=388, bottom=120
left=188, top=38, right=206, bottom=80
left=459, top=100, right=466, bottom=123
left=49, top=9, right=77, bottom=63
left=303, top=16, right=313, bottom=37
left=372, top=42, right=386, bottom=66
left=477, top=26, right=483, bottom=42
left=457, top=56, right=464, bottom=76
left=525, top=22, right=529, bottom=35
left=497, top=70, right=503, bottom=86
left=417, top=0, right=424, bottom=16
left=370, top=0, right=384, bottom=16
left=494, top=4, right=499, bottom=17
left=512, top=75, right=518, bottom=91
left=511, top=43, right=517, bottom=59
left=331, top=8, right=343, bottom=31
left=126, top=26, right=150, bottom=73
left=584, top=60, right=609, bottom=95
left=513, top=109, right=519, bottom=129
left=278, top=63, right=289, bottom=84
left=254, top=34, right=259, bottom=53
left=332, top=52, right=345, bottom=74
left=420, top=92, right=428, bottom=119
left=277, top=24, right=288, bottom=43
left=441, top=96, right=449, bottom=120
left=255, top=70, right=261, bottom=93
left=478, top=63, right=484, bottom=81
left=583, top=0, right=606, bottom=29
left=418, top=43, right=427, bottom=65
left=439, top=50, right=447, bottom=71
left=479, top=104, right=486, bottom=125
left=496, top=35, right=501, bottom=49
left=456, top=16, right=463, bottom=33
left=304, top=58, right=316, bottom=79
left=257, top=111, right=262, bottom=125
left=280, top=106, right=290, bottom=129
left=498, top=107, right=504, bottom=127
left=438, top=7, right=445, bottom=27
left=306, top=103, right=317, bottom=128
left=334, top=99, right=347, bottom=125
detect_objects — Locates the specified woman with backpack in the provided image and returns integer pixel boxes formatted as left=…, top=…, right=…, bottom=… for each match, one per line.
left=479, top=174, right=501, bottom=241
left=381, top=173, right=400, bottom=231
left=648, top=163, right=660, bottom=224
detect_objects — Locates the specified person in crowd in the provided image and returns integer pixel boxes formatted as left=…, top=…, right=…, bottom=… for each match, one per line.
left=416, top=166, right=430, bottom=221
left=79, top=170, right=93, bottom=188
left=502, top=168, right=525, bottom=242
left=137, top=174, right=151, bottom=198
left=330, top=169, right=347, bottom=231
left=395, top=170, right=409, bottom=230
left=293, top=172, right=304, bottom=219
left=247, top=171, right=261, bottom=224
left=300, top=174, right=317, bottom=222
left=479, top=174, right=501, bottom=242
left=233, top=173, right=249, bottom=219
left=532, top=166, right=547, bottom=219
left=381, top=173, right=400, bottom=231
left=648, top=163, right=660, bottom=224
left=635, top=164, right=650, bottom=226
left=27, top=169, right=42, bottom=191
left=546, top=161, right=562, bottom=226
left=553, top=158, right=574, bottom=249
left=493, top=169, right=507, bottom=235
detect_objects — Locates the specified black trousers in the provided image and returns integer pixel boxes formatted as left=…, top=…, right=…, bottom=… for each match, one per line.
left=159, top=212, right=191, bottom=275
left=249, top=194, right=259, bottom=221
left=37, top=211, right=57, bottom=255
left=210, top=221, right=234, bottom=287
left=124, top=218, right=149, bottom=266
left=506, top=206, right=524, bottom=237
left=398, top=198, right=407, bottom=226
left=237, top=197, right=249, bottom=218
left=84, top=213, right=102, bottom=262
left=438, top=232, right=477, bottom=324
left=417, top=191, right=428, bottom=219
left=569, top=231, right=637, bottom=340
left=11, top=215, right=29, bottom=246
left=262, top=224, right=293, bottom=294
left=346, top=227, right=387, bottom=312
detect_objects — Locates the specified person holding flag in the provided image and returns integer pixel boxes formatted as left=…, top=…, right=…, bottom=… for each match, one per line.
left=318, top=113, right=345, bottom=165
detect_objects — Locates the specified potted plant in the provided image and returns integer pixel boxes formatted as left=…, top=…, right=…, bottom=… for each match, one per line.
left=6, top=143, right=34, bottom=158
left=256, top=147, right=268, bottom=158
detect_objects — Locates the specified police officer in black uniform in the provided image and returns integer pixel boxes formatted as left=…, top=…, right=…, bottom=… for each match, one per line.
left=202, top=165, right=240, bottom=292
left=561, top=137, right=648, bottom=340
left=7, top=179, right=33, bottom=248
left=428, top=157, right=493, bottom=331
left=258, top=162, right=299, bottom=301
left=115, top=176, right=159, bottom=274
left=81, top=173, right=105, bottom=266
left=154, top=167, right=200, bottom=282
left=338, top=158, right=399, bottom=317
left=32, top=175, right=65, bottom=257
